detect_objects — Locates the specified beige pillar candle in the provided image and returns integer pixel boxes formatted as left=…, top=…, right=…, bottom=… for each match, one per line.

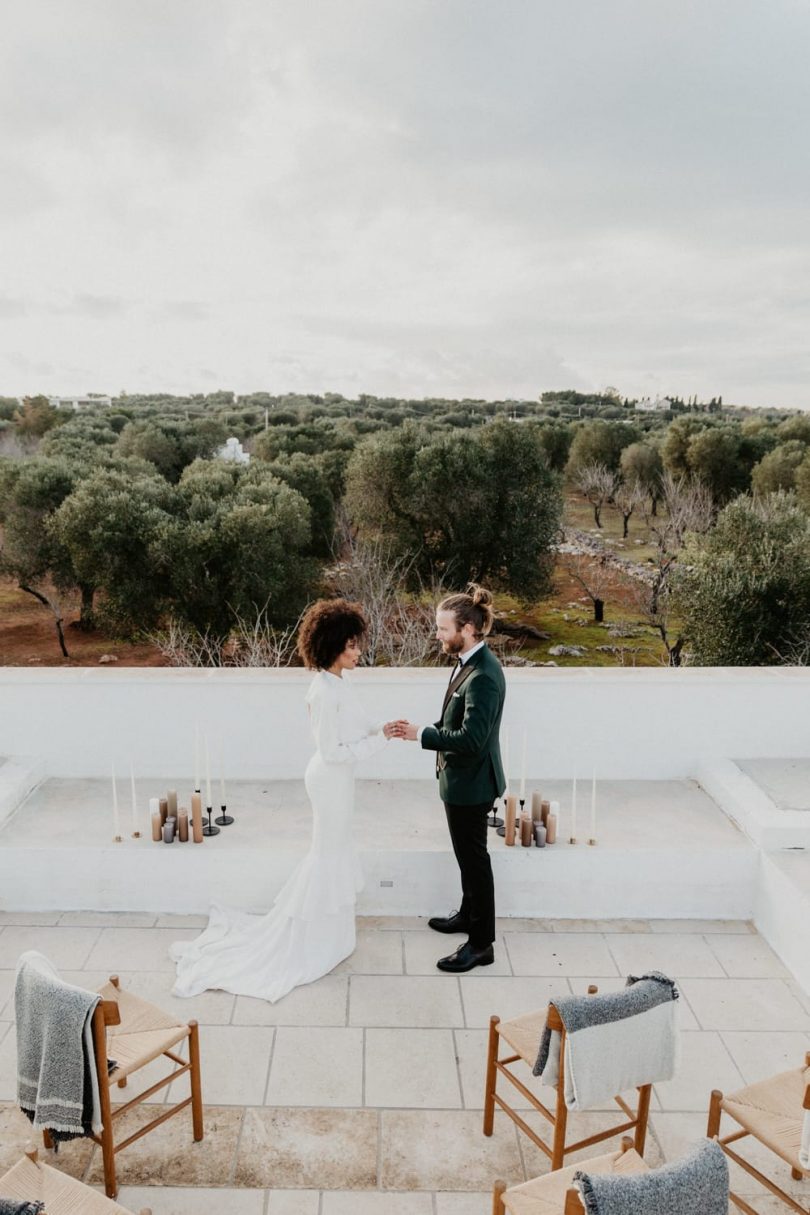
left=159, top=797, right=168, bottom=826
left=541, top=799, right=550, bottom=827
left=178, top=810, right=189, bottom=842
left=530, top=791, right=543, bottom=822
left=191, top=792, right=204, bottom=843
left=150, top=812, right=162, bottom=842
left=167, top=789, right=178, bottom=817
left=504, top=795, right=517, bottom=846
left=520, top=815, right=533, bottom=847
left=546, top=811, right=558, bottom=844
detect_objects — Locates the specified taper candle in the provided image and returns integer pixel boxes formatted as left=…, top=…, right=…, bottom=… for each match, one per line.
left=111, top=764, right=121, bottom=840
left=194, top=723, right=201, bottom=791
left=591, top=769, right=597, bottom=840
left=571, top=776, right=577, bottom=841
left=204, top=735, right=212, bottom=809
left=519, top=729, right=527, bottom=800
left=503, top=730, right=511, bottom=796
left=129, top=762, right=140, bottom=837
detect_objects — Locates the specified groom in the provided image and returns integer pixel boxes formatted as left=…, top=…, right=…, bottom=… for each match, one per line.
left=396, top=585, right=506, bottom=973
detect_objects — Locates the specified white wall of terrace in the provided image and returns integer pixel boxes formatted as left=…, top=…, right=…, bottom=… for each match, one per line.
left=0, top=666, right=807, bottom=782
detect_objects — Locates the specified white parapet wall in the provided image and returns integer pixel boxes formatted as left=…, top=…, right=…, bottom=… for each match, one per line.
left=0, top=666, right=808, bottom=781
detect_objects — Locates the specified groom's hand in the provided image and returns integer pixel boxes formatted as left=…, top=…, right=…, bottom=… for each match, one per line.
left=398, top=721, right=418, bottom=741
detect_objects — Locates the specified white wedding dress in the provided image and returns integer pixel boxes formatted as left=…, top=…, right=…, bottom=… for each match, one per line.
left=170, top=671, right=388, bottom=1002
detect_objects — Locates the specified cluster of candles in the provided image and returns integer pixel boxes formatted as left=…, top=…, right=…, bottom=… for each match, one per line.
left=502, top=791, right=558, bottom=848
left=109, top=727, right=228, bottom=843
left=502, top=730, right=599, bottom=846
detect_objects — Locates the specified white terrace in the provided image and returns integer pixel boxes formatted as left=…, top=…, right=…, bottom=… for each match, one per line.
left=0, top=667, right=808, bottom=1212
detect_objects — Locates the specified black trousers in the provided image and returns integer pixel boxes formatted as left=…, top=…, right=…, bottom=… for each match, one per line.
left=444, top=800, right=496, bottom=949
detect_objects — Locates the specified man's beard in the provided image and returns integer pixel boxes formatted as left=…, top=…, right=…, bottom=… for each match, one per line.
left=442, top=635, right=465, bottom=655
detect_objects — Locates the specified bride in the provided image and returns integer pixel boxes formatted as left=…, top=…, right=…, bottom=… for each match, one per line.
left=170, top=599, right=399, bottom=1002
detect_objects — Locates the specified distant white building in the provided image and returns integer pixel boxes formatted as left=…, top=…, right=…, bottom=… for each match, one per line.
left=217, top=436, right=250, bottom=465
left=635, top=396, right=673, bottom=413
left=48, top=394, right=113, bottom=411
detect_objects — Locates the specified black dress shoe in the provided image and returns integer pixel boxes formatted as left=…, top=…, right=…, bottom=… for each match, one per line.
left=428, top=911, right=471, bottom=935
left=436, top=942, right=495, bottom=973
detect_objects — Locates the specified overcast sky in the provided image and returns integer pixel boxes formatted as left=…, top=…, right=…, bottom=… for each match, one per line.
left=1, top=0, right=808, bottom=407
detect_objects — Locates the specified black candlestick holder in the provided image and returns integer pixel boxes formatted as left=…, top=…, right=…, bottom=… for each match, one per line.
left=202, top=806, right=220, bottom=836
left=488, top=800, right=503, bottom=829
left=215, top=802, right=233, bottom=827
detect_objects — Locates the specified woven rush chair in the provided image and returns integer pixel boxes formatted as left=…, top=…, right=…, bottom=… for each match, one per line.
left=40, top=974, right=204, bottom=1199
left=492, top=1135, right=648, bottom=1214
left=484, top=986, right=653, bottom=1170
left=0, top=1146, right=151, bottom=1214
left=707, top=1050, right=810, bottom=1214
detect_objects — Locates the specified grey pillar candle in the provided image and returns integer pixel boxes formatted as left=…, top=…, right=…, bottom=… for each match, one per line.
left=533, top=822, right=547, bottom=847
left=162, top=821, right=175, bottom=843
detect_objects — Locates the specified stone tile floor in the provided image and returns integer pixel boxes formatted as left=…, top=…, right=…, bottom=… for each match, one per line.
left=0, top=912, right=808, bottom=1214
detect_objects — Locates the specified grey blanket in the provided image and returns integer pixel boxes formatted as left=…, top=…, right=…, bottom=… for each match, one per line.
left=534, top=972, right=679, bottom=1110
left=575, top=1137, right=729, bottom=1215
left=14, top=951, right=107, bottom=1142
left=0, top=1201, right=44, bottom=1215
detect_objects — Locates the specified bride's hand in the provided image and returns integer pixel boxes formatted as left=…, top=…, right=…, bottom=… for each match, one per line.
left=383, top=720, right=408, bottom=739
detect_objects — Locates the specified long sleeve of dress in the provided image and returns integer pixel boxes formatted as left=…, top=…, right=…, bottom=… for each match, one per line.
left=309, top=681, right=388, bottom=765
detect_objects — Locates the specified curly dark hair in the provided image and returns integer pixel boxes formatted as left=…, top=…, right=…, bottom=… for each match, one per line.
left=297, top=598, right=368, bottom=670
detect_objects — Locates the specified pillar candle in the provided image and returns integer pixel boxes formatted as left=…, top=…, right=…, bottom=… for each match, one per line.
left=111, top=764, right=121, bottom=839
left=530, top=791, right=543, bottom=822
left=520, top=815, right=532, bottom=847
left=162, top=821, right=175, bottom=843
left=504, top=794, right=517, bottom=846
left=159, top=797, right=168, bottom=826
left=191, top=792, right=204, bottom=843
left=541, top=799, right=550, bottom=827
left=167, top=789, right=178, bottom=816
left=178, top=810, right=189, bottom=842
left=533, top=822, right=547, bottom=848
left=519, top=729, right=527, bottom=800
left=550, top=800, right=560, bottom=840
left=150, top=812, right=162, bottom=842
left=546, top=811, right=558, bottom=844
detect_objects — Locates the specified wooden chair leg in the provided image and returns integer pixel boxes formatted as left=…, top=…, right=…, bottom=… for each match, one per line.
left=491, top=1180, right=506, bottom=1215
left=791, top=1167, right=803, bottom=1181
left=188, top=1020, right=204, bottom=1142
left=634, top=1082, right=652, bottom=1155
left=707, top=1088, right=723, bottom=1139
left=551, top=1031, right=569, bottom=1170
left=92, top=1001, right=117, bottom=1197
left=42, top=1128, right=53, bottom=1150
left=483, top=1015, right=500, bottom=1137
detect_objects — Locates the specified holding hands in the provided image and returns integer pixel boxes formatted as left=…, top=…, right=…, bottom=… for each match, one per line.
left=383, top=720, right=418, bottom=741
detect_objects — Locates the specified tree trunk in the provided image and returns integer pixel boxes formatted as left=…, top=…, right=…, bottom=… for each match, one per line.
left=651, top=494, right=658, bottom=517
left=79, top=584, right=96, bottom=630
left=19, top=584, right=70, bottom=659
left=593, top=503, right=602, bottom=528
left=622, top=514, right=630, bottom=539
left=669, top=637, right=684, bottom=667
left=593, top=598, right=604, bottom=623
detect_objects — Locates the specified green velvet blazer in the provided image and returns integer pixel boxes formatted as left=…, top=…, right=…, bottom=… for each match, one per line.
left=420, top=643, right=506, bottom=806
